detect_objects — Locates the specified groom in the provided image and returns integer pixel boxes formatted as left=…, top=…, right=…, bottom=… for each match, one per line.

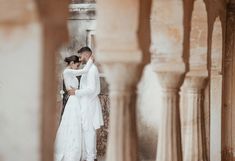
left=68, top=47, right=104, bottom=161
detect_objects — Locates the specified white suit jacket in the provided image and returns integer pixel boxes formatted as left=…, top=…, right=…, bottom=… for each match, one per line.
left=75, top=63, right=104, bottom=130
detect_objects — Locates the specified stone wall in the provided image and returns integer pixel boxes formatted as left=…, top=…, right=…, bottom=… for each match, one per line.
left=0, top=1, right=42, bottom=161
left=0, top=21, right=42, bottom=161
left=0, top=1, right=69, bottom=161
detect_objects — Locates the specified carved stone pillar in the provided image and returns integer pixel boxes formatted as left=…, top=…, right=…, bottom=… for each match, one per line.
left=150, top=0, right=185, bottom=161
left=181, top=0, right=208, bottom=161
left=36, top=1, right=70, bottom=161
left=210, top=17, right=223, bottom=161
left=181, top=74, right=207, bottom=161
left=96, top=0, right=142, bottom=161
left=153, top=69, right=184, bottom=161
left=100, top=63, right=141, bottom=161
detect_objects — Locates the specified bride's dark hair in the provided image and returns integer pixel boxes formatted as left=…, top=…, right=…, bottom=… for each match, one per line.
left=64, top=55, right=80, bottom=65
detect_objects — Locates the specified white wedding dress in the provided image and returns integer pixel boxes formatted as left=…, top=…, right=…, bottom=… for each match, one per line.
left=54, top=59, right=93, bottom=161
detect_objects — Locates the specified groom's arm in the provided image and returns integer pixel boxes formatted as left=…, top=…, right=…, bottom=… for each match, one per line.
left=74, top=67, right=97, bottom=97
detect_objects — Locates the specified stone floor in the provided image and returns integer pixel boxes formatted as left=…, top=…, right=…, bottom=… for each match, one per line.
left=97, top=157, right=155, bottom=161
left=97, top=157, right=105, bottom=161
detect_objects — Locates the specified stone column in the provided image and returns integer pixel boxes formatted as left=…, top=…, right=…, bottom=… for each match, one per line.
left=222, top=3, right=235, bottom=160
left=150, top=1, right=185, bottom=161
left=153, top=70, right=185, bottom=161
left=210, top=17, right=223, bottom=161
left=36, top=1, right=69, bottom=161
left=181, top=0, right=208, bottom=161
left=99, top=64, right=141, bottom=161
left=181, top=75, right=207, bottom=161
left=96, top=0, right=142, bottom=161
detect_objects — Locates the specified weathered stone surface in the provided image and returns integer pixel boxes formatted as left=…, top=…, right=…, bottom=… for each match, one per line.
left=0, top=22, right=42, bottom=161
left=210, top=17, right=223, bottom=161
left=150, top=1, right=184, bottom=58
left=181, top=1, right=208, bottom=161
left=137, top=65, right=161, bottom=161
left=150, top=1, right=185, bottom=161
left=0, top=1, right=232, bottom=161
left=0, top=0, right=38, bottom=24
left=96, top=0, right=143, bottom=161
left=189, top=0, right=208, bottom=72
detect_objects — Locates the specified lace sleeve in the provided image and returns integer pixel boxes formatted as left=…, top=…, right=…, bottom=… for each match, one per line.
left=64, top=58, right=93, bottom=76
left=63, top=70, right=71, bottom=90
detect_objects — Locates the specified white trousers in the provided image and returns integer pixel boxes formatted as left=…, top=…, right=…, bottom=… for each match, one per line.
left=82, top=128, right=97, bottom=161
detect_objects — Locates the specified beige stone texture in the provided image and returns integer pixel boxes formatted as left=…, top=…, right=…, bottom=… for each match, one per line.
left=0, top=1, right=234, bottom=161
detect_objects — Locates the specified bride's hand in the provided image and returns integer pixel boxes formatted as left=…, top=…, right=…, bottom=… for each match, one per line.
left=90, top=55, right=95, bottom=61
left=68, top=87, right=77, bottom=96
left=68, top=89, right=76, bottom=96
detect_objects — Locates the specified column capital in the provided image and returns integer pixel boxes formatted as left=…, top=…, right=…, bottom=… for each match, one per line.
left=155, top=71, right=185, bottom=90
left=101, top=62, right=141, bottom=93
left=151, top=60, right=185, bottom=90
left=182, top=71, right=208, bottom=91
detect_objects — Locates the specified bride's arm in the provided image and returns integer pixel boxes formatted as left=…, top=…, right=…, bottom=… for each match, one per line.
left=63, top=72, right=72, bottom=90
left=64, top=58, right=93, bottom=76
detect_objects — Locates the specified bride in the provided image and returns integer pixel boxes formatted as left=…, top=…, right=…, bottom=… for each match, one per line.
left=54, top=55, right=93, bottom=161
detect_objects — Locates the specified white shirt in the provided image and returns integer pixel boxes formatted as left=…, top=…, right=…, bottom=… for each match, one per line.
left=75, top=63, right=104, bottom=130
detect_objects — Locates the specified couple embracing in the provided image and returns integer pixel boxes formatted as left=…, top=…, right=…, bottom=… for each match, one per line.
left=54, top=47, right=104, bottom=161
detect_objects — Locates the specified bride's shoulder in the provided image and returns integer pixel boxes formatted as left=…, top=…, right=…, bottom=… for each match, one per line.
left=63, top=68, right=70, bottom=75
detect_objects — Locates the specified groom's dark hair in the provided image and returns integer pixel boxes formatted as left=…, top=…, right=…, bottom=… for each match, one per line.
left=77, top=46, right=92, bottom=54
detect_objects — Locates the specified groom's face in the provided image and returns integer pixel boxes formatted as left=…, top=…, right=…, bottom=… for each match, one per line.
left=80, top=51, right=91, bottom=64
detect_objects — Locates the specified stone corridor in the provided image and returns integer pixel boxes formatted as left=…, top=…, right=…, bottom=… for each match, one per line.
left=0, top=0, right=235, bottom=161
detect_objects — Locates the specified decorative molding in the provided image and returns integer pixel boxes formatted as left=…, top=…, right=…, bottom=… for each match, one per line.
left=69, top=3, right=96, bottom=12
left=69, top=3, right=96, bottom=20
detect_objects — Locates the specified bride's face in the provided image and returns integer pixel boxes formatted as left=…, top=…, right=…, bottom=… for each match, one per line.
left=70, top=61, right=80, bottom=69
